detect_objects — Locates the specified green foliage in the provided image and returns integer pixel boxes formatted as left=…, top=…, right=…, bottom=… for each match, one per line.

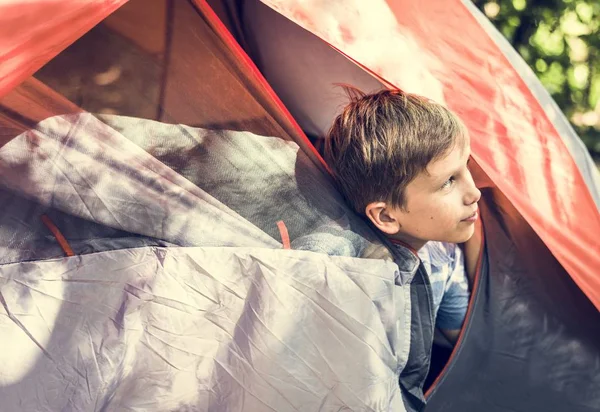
left=473, top=0, right=600, bottom=160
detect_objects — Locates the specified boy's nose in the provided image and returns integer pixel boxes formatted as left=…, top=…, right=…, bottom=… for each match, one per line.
left=467, top=186, right=482, bottom=205
left=464, top=172, right=481, bottom=205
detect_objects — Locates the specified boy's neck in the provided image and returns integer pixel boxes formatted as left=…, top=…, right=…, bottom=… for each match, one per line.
left=388, top=235, right=427, bottom=255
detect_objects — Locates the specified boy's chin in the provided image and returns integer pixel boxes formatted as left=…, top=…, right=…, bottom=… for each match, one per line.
left=447, top=226, right=476, bottom=244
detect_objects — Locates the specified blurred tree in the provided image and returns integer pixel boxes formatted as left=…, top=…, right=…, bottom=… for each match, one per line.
left=473, top=0, right=600, bottom=161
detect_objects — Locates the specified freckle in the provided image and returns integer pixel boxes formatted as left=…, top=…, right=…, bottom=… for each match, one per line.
left=430, top=216, right=433, bottom=219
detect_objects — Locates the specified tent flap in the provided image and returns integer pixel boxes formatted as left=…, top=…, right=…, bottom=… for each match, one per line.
left=0, top=0, right=128, bottom=99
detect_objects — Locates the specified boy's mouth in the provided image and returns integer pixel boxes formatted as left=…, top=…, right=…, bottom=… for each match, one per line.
left=461, top=209, right=478, bottom=223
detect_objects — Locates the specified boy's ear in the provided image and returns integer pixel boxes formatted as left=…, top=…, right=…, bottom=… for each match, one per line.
left=365, top=201, right=401, bottom=235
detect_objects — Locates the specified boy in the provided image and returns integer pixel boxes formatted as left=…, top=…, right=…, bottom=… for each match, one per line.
left=324, top=88, right=482, bottom=344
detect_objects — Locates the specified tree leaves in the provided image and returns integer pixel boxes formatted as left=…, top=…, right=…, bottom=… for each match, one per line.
left=474, top=0, right=600, bottom=160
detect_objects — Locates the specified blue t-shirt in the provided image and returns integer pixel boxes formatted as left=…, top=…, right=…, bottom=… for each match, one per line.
left=416, top=242, right=470, bottom=330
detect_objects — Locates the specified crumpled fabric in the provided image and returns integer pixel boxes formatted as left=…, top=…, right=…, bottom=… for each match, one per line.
left=0, top=114, right=412, bottom=411
left=0, top=246, right=407, bottom=411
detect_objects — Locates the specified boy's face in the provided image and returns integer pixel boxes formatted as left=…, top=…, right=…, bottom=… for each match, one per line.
left=370, top=135, right=481, bottom=250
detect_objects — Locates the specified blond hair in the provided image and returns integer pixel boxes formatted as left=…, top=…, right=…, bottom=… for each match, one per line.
left=324, top=87, right=467, bottom=214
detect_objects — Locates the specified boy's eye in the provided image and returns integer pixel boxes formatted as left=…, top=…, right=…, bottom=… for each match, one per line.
left=441, top=176, right=455, bottom=190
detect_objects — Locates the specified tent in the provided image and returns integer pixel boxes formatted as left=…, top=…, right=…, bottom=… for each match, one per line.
left=0, top=0, right=599, bottom=411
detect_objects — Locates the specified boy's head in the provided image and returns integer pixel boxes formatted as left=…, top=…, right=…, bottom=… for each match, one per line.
left=325, top=88, right=481, bottom=250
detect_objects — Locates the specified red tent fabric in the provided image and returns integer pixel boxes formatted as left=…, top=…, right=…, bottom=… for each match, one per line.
left=0, top=0, right=127, bottom=99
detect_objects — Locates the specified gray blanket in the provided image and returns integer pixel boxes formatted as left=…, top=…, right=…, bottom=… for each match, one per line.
left=0, top=114, right=411, bottom=411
